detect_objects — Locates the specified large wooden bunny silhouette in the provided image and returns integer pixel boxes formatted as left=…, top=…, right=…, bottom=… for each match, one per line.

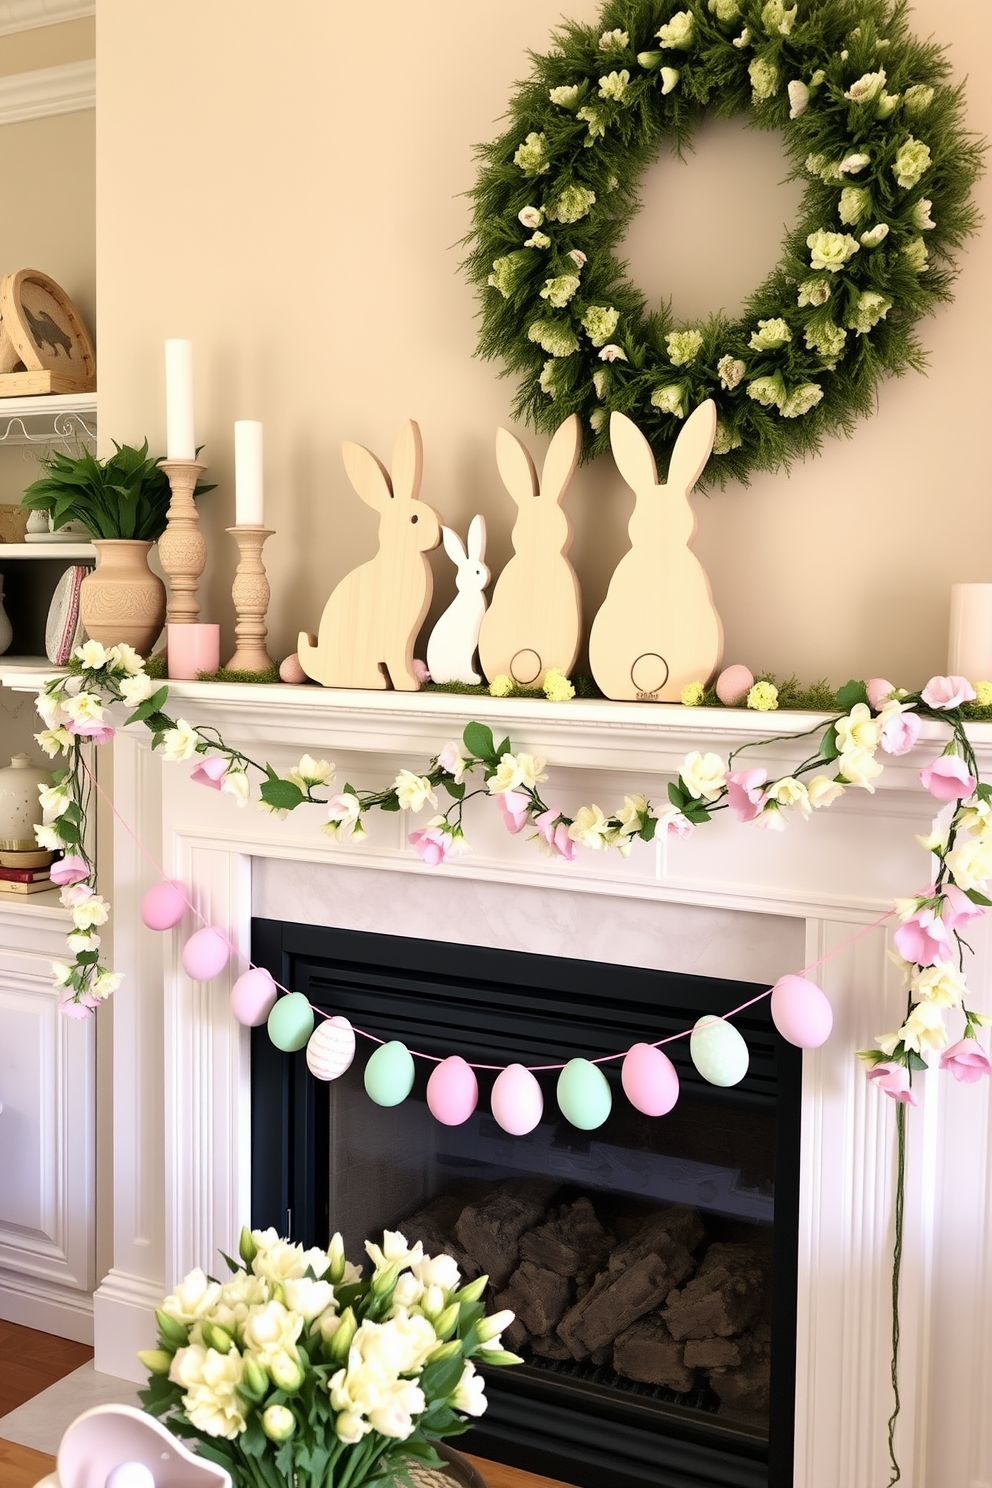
left=298, top=420, right=441, bottom=689
left=478, top=414, right=581, bottom=688
left=589, top=400, right=722, bottom=701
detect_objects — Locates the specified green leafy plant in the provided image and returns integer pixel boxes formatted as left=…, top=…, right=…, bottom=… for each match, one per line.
left=21, top=440, right=213, bottom=541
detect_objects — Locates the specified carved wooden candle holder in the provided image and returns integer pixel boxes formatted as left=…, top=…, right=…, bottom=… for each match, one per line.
left=159, top=458, right=208, bottom=626
left=226, top=525, right=274, bottom=672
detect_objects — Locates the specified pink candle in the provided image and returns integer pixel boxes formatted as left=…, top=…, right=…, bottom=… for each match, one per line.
left=167, top=623, right=220, bottom=680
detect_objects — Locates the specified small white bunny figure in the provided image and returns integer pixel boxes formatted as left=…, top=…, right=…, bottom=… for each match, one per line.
left=426, top=515, right=490, bottom=685
left=589, top=399, right=722, bottom=701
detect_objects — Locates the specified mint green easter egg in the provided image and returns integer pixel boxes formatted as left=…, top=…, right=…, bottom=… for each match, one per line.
left=689, top=1015, right=749, bottom=1087
left=556, top=1058, right=612, bottom=1130
left=267, top=992, right=315, bottom=1052
left=364, top=1040, right=416, bottom=1107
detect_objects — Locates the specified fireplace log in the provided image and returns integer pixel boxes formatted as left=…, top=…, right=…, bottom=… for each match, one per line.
left=613, top=1315, right=696, bottom=1393
left=662, top=1242, right=767, bottom=1341
left=706, top=1321, right=772, bottom=1415
left=454, top=1178, right=558, bottom=1289
left=528, top=1330, right=572, bottom=1361
left=683, top=1335, right=744, bottom=1369
left=397, top=1194, right=479, bottom=1278
left=606, top=1205, right=705, bottom=1269
left=496, top=1259, right=572, bottom=1338
left=518, top=1196, right=615, bottom=1283
left=556, top=1234, right=694, bottom=1359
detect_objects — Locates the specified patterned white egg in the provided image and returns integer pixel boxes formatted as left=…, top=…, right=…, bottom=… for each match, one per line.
left=306, top=1015, right=356, bottom=1081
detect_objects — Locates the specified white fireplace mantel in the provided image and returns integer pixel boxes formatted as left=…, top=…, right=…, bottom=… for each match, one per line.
left=21, top=676, right=986, bottom=1488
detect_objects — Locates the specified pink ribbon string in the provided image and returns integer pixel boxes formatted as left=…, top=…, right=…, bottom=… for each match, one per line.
left=79, top=754, right=895, bottom=1076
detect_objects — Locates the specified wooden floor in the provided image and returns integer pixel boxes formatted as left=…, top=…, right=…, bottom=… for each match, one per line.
left=0, top=1320, right=570, bottom=1488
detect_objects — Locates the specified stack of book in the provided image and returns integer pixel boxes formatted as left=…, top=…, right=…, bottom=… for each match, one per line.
left=0, top=863, right=53, bottom=896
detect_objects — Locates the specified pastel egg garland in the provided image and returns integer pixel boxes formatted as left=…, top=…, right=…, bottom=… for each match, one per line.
left=364, top=1040, right=416, bottom=1107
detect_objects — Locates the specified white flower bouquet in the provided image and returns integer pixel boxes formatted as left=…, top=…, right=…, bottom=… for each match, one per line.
left=139, top=1227, right=519, bottom=1488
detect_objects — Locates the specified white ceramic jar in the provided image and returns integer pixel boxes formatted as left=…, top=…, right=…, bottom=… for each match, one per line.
left=0, top=753, right=52, bottom=850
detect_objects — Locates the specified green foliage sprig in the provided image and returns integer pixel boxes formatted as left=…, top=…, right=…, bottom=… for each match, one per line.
left=464, top=0, right=984, bottom=485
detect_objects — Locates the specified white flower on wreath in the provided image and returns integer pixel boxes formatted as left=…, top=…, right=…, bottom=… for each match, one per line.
left=549, top=84, right=580, bottom=109
left=860, top=223, right=890, bottom=248
left=780, top=383, right=824, bottom=418
left=892, top=137, right=931, bottom=189
left=35, top=823, right=64, bottom=850
left=708, top=0, right=740, bottom=19
left=761, top=0, right=796, bottom=35
left=660, top=66, right=680, bottom=94
left=38, top=781, right=71, bottom=818
left=599, top=27, right=629, bottom=51
left=945, top=837, right=992, bottom=893
left=788, top=80, right=809, bottom=118
left=650, top=383, right=686, bottom=417
left=598, top=69, right=631, bottom=103
left=903, top=84, right=934, bottom=115
left=666, top=329, right=703, bottom=365
left=321, top=795, right=366, bottom=844
left=71, top=892, right=111, bottom=930
left=513, top=131, right=549, bottom=176
left=807, top=229, right=860, bottom=272
left=62, top=691, right=104, bottom=725
left=837, top=747, right=884, bottom=792
left=656, top=10, right=694, bottom=48
left=765, top=777, right=811, bottom=818
left=394, top=770, right=437, bottom=812
left=749, top=56, right=779, bottom=101
left=161, top=719, right=200, bottom=761
left=717, top=355, right=746, bottom=390
left=836, top=703, right=882, bottom=754
left=845, top=68, right=886, bottom=104
left=903, top=237, right=929, bottom=273
left=749, top=318, right=791, bottom=351
left=36, top=726, right=71, bottom=757
left=598, top=343, right=627, bottom=362
left=680, top=751, right=726, bottom=802
left=582, top=305, right=619, bottom=347
left=912, top=199, right=936, bottom=231
left=807, top=775, right=845, bottom=809
left=518, top=205, right=544, bottom=228
left=540, top=274, right=581, bottom=308
left=899, top=1000, right=949, bottom=1056
left=220, top=766, right=250, bottom=807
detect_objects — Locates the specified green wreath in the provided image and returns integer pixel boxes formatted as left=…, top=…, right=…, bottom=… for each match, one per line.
left=465, top=0, right=982, bottom=485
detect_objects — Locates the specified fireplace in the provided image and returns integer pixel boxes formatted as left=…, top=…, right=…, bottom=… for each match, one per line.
left=72, top=681, right=992, bottom=1487
left=249, top=919, right=802, bottom=1488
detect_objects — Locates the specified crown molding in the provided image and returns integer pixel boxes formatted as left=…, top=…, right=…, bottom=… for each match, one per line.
left=0, top=0, right=93, bottom=35
left=0, top=57, right=94, bottom=125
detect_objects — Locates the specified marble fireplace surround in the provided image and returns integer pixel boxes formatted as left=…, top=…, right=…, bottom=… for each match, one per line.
left=91, top=684, right=992, bottom=1488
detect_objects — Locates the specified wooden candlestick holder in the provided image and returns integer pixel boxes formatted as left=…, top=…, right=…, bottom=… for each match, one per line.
left=159, top=458, right=208, bottom=626
left=226, top=525, right=275, bottom=671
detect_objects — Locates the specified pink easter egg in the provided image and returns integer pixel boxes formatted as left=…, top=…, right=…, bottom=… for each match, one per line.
left=306, top=1016, right=357, bottom=1081
left=230, top=967, right=278, bottom=1027
left=716, top=664, right=755, bottom=707
left=621, top=1042, right=680, bottom=1116
left=771, top=974, right=833, bottom=1048
left=427, top=1056, right=479, bottom=1126
left=491, top=1063, right=544, bottom=1136
left=279, top=652, right=308, bottom=684
left=181, top=926, right=230, bottom=982
left=141, top=879, right=189, bottom=931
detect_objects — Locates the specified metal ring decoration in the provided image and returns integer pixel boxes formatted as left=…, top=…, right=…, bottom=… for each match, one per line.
left=465, top=0, right=981, bottom=486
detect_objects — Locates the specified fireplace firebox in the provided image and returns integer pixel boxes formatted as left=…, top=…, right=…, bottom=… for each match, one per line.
left=250, top=920, right=801, bottom=1488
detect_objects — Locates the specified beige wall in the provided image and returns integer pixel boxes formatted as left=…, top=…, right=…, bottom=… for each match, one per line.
left=95, top=0, right=992, bottom=688
left=0, top=16, right=95, bottom=505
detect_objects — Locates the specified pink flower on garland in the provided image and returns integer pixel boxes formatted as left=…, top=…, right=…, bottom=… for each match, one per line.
left=939, top=1037, right=992, bottom=1083
left=49, top=853, right=90, bottom=886
left=939, top=883, right=985, bottom=932
left=532, top=809, right=577, bottom=860
left=866, top=1061, right=919, bottom=1104
left=190, top=756, right=228, bottom=789
left=65, top=717, right=115, bottom=746
left=496, top=790, right=531, bottom=834
left=919, top=754, right=976, bottom=801
left=408, top=821, right=459, bottom=867
left=894, top=907, right=953, bottom=966
left=880, top=711, right=921, bottom=755
left=921, top=675, right=977, bottom=710
left=726, top=768, right=768, bottom=823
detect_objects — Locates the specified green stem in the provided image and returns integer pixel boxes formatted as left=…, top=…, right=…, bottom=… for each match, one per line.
left=886, top=1099, right=906, bottom=1486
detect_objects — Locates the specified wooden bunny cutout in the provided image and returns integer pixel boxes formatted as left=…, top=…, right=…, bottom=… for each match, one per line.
left=298, top=420, right=441, bottom=689
left=589, top=400, right=723, bottom=701
left=478, top=414, right=582, bottom=687
left=426, top=515, right=490, bottom=685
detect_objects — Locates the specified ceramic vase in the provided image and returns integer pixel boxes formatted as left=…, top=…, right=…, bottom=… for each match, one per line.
left=0, top=753, right=52, bottom=850
left=79, top=539, right=167, bottom=656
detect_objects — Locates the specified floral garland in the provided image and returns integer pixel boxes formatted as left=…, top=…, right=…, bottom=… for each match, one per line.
left=33, top=643, right=992, bottom=1096
left=464, top=0, right=982, bottom=484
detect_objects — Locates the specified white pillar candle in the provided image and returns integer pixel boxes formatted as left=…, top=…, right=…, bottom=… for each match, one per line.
left=234, top=420, right=264, bottom=527
left=164, top=339, right=195, bottom=460
left=948, top=583, right=992, bottom=682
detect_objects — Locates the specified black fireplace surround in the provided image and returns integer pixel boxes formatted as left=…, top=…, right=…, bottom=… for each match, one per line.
left=251, top=919, right=801, bottom=1488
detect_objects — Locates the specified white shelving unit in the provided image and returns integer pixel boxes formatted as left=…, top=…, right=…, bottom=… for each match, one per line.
left=0, top=391, right=97, bottom=447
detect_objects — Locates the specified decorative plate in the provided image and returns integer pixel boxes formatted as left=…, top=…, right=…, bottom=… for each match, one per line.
left=46, top=564, right=88, bottom=665
left=0, top=268, right=96, bottom=389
